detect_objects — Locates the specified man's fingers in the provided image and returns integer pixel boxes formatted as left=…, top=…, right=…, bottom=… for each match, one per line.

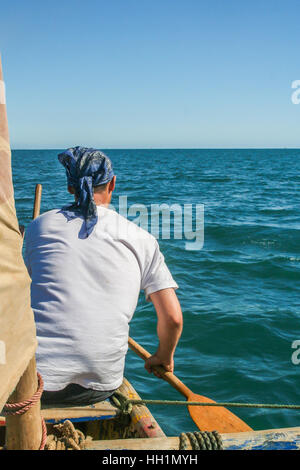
left=145, top=361, right=161, bottom=377
left=145, top=356, right=174, bottom=377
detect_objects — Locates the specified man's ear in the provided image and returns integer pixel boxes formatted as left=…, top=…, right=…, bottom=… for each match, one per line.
left=109, top=176, right=116, bottom=193
left=68, top=185, right=75, bottom=195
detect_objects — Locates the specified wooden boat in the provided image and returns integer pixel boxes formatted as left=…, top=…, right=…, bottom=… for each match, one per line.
left=2, top=377, right=300, bottom=450
left=0, top=377, right=167, bottom=449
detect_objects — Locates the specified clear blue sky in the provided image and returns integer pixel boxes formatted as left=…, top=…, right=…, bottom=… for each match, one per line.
left=1, top=0, right=300, bottom=148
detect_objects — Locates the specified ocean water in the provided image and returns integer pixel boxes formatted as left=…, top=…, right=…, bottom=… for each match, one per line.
left=12, top=149, right=300, bottom=436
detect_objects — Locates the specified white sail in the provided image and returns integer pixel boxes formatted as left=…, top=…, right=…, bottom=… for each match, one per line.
left=0, top=56, right=37, bottom=411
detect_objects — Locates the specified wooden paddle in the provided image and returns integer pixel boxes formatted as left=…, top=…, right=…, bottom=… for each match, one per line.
left=128, top=336, right=252, bottom=433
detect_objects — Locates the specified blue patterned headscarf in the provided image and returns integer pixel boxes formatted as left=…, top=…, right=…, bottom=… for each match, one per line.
left=58, top=146, right=114, bottom=238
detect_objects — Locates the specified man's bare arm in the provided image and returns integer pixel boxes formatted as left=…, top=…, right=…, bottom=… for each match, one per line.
left=144, top=288, right=183, bottom=376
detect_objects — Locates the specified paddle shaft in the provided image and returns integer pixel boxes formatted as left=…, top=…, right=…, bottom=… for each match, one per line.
left=128, top=337, right=192, bottom=399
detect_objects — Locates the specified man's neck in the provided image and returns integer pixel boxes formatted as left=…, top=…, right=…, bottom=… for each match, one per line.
left=73, top=192, right=110, bottom=206
left=93, top=193, right=111, bottom=206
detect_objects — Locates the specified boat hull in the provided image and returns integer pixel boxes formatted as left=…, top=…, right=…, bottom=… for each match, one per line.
left=0, top=377, right=165, bottom=447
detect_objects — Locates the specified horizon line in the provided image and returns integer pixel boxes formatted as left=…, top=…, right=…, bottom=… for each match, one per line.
left=11, top=147, right=300, bottom=151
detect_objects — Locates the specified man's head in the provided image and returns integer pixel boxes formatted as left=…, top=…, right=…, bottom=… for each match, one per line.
left=58, top=146, right=115, bottom=237
left=67, top=176, right=116, bottom=206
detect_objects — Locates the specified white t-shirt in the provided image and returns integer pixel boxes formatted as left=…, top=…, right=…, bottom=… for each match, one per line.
left=24, top=205, right=178, bottom=392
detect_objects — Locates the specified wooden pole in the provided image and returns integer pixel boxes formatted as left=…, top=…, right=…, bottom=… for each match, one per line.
left=5, top=184, right=43, bottom=450
left=32, top=184, right=42, bottom=220
left=5, top=357, right=42, bottom=450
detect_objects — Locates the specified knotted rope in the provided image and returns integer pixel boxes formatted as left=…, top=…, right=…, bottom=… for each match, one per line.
left=110, top=391, right=133, bottom=415
left=3, top=372, right=47, bottom=450
left=179, top=431, right=223, bottom=450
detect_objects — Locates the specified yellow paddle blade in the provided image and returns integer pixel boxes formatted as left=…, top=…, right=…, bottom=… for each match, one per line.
left=187, top=392, right=253, bottom=433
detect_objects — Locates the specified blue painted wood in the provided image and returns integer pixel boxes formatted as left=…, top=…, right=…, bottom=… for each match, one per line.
left=222, top=428, right=300, bottom=450
left=45, top=414, right=116, bottom=424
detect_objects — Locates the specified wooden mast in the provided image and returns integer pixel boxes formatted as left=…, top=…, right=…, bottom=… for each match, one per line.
left=5, top=358, right=42, bottom=450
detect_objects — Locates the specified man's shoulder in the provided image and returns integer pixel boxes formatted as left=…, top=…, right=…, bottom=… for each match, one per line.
left=99, top=206, right=157, bottom=246
left=26, top=209, right=64, bottom=233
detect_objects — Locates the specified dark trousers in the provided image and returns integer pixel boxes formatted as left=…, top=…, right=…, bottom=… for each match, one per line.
left=41, top=383, right=116, bottom=407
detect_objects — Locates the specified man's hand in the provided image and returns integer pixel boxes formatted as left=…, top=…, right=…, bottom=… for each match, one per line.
left=145, top=352, right=174, bottom=378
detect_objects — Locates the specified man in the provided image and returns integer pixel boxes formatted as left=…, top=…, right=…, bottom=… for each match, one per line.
left=25, top=146, right=183, bottom=407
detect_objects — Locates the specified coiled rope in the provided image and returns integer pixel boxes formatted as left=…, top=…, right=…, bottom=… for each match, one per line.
left=45, top=420, right=92, bottom=450
left=3, top=372, right=47, bottom=450
left=179, top=431, right=223, bottom=450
